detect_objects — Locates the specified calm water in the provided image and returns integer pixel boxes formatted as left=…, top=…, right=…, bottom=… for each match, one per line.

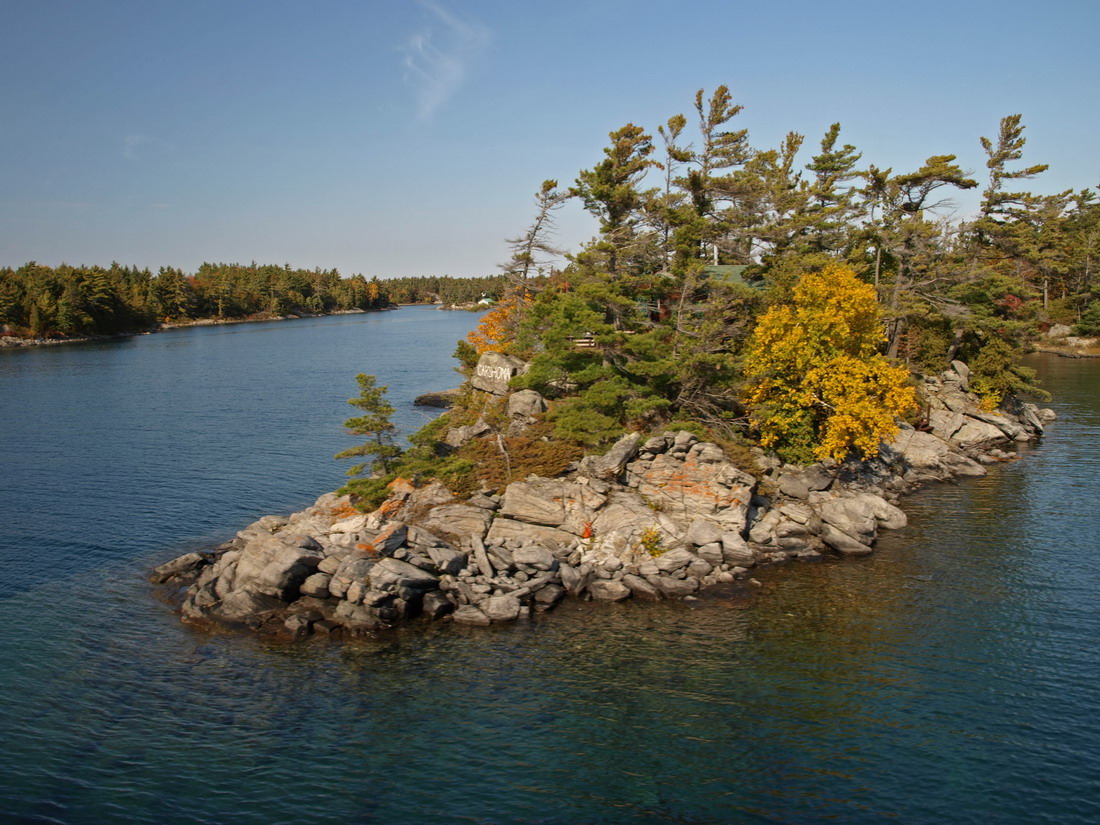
left=1, top=317, right=1097, bottom=824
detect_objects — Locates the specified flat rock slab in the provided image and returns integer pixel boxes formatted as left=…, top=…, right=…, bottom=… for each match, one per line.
left=481, top=594, right=522, bottom=622
left=452, top=605, right=491, bottom=626
left=588, top=579, right=631, bottom=601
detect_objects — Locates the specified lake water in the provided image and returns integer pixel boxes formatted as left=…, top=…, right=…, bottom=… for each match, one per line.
left=1, top=311, right=1097, bottom=824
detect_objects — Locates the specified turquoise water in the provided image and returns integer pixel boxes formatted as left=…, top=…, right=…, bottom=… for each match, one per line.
left=1, top=316, right=1098, bottom=824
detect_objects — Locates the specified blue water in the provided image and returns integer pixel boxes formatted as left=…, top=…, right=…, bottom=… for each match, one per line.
left=1, top=317, right=1098, bottom=824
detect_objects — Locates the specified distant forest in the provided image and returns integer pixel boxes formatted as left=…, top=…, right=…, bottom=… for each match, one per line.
left=0, top=262, right=508, bottom=339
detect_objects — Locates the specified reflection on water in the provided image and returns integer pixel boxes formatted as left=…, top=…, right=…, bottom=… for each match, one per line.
left=1, top=332, right=1098, bottom=823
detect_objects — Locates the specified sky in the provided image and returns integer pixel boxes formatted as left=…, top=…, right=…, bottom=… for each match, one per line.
left=2, top=0, right=1098, bottom=279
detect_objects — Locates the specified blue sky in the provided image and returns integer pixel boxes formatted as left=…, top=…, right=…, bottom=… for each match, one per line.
left=2, top=0, right=1097, bottom=278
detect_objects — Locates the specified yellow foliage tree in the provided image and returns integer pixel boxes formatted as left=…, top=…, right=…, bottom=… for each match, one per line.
left=743, top=263, right=916, bottom=463
left=467, top=292, right=531, bottom=354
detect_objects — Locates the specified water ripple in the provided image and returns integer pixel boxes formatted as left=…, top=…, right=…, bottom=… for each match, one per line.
left=2, top=338, right=1099, bottom=824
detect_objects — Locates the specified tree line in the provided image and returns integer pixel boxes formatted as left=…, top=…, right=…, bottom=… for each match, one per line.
left=384, top=274, right=512, bottom=306
left=0, top=263, right=508, bottom=339
left=464, top=88, right=1099, bottom=462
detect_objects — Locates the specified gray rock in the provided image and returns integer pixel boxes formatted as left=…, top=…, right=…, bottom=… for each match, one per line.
left=232, top=533, right=323, bottom=601
left=507, top=389, right=548, bottom=420
left=621, top=573, right=662, bottom=601
left=344, top=579, right=368, bottom=604
left=470, top=351, right=528, bottom=395
left=418, top=504, right=490, bottom=545
left=588, top=579, right=632, bottom=601
left=672, top=430, right=697, bottom=452
left=211, top=588, right=286, bottom=623
left=151, top=552, right=206, bottom=584
left=470, top=536, right=496, bottom=577
left=800, top=466, right=833, bottom=492
left=885, top=427, right=987, bottom=480
left=482, top=594, right=522, bottom=622
left=513, top=545, right=556, bottom=571
left=696, top=542, right=724, bottom=566
left=486, top=545, right=515, bottom=573
left=317, top=555, right=344, bottom=574
left=334, top=600, right=382, bottom=627
left=559, top=562, right=593, bottom=596
left=927, top=409, right=965, bottom=441
left=328, top=556, right=375, bottom=599
left=181, top=582, right=217, bottom=619
left=689, top=442, right=728, bottom=464
left=452, top=605, right=491, bottom=626
left=466, top=493, right=501, bottom=510
left=817, top=496, right=877, bottom=544
left=498, top=478, right=607, bottom=532
left=969, top=410, right=1026, bottom=441
left=578, top=432, right=643, bottom=480
left=950, top=359, right=971, bottom=386
left=299, top=572, right=332, bottom=598
left=485, top=518, right=577, bottom=554
left=686, top=559, right=713, bottom=579
left=820, top=523, right=874, bottom=556
left=533, top=582, right=566, bottom=607
left=720, top=532, right=756, bottom=567
left=421, top=591, right=456, bottom=620
left=749, top=508, right=783, bottom=545
left=361, top=589, right=394, bottom=607
left=371, top=557, right=441, bottom=591
left=952, top=416, right=1010, bottom=451
left=654, top=547, right=696, bottom=575
left=369, top=523, right=409, bottom=556
left=777, top=474, right=810, bottom=500
left=684, top=518, right=723, bottom=547
left=283, top=614, right=313, bottom=639
left=587, top=494, right=681, bottom=558
left=327, top=513, right=371, bottom=535
left=632, top=451, right=755, bottom=532
left=236, top=514, right=289, bottom=542
left=426, top=544, right=467, bottom=576
left=444, top=418, right=492, bottom=448
left=854, top=492, right=907, bottom=530
left=1017, top=403, right=1045, bottom=432
left=650, top=575, right=699, bottom=597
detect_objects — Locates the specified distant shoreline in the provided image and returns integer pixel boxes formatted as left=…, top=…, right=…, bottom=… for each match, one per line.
left=0, top=305, right=402, bottom=350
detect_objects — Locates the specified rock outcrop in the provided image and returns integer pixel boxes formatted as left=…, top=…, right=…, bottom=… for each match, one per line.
left=153, top=362, right=1054, bottom=640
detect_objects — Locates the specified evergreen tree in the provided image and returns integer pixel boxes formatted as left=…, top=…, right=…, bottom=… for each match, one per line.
left=572, top=123, right=657, bottom=276
left=335, top=374, right=402, bottom=477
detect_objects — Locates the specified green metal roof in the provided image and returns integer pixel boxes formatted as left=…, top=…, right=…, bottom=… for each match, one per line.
left=701, top=265, right=764, bottom=289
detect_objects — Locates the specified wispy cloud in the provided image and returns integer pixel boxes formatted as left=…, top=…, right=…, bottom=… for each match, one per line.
left=401, top=1, right=490, bottom=121
left=123, top=133, right=174, bottom=160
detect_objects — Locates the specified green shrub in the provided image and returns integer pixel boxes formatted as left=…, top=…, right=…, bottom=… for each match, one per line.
left=1074, top=300, right=1100, bottom=336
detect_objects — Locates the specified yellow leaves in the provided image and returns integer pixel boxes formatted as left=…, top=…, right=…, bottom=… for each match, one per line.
left=467, top=292, right=532, bottom=354
left=806, top=354, right=916, bottom=461
left=744, top=263, right=916, bottom=463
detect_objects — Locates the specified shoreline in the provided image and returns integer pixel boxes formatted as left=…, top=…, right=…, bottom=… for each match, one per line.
left=153, top=358, right=1056, bottom=641
left=0, top=305, right=404, bottom=350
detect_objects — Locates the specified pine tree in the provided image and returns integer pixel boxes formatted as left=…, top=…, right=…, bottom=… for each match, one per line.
left=572, top=123, right=657, bottom=275
left=335, top=374, right=402, bottom=477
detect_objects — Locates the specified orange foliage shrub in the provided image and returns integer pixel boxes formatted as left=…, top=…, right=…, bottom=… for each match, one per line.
left=467, top=293, right=532, bottom=354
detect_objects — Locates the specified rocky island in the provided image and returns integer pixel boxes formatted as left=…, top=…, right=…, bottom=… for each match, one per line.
left=153, top=355, right=1054, bottom=640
